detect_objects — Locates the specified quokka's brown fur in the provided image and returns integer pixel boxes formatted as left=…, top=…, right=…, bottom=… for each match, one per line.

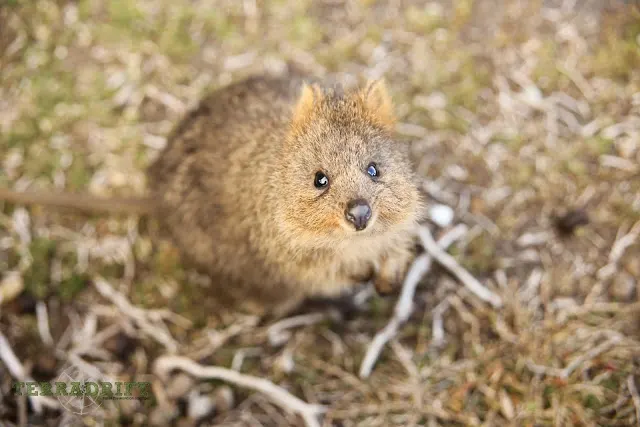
left=0, top=71, right=425, bottom=315
left=147, top=72, right=424, bottom=314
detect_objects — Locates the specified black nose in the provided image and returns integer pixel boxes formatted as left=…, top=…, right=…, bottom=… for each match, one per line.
left=345, top=199, right=372, bottom=231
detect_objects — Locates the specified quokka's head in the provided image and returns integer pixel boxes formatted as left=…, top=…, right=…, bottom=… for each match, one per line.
left=275, top=79, right=423, bottom=247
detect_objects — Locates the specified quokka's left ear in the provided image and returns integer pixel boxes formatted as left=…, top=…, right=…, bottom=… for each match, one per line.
left=360, top=79, right=395, bottom=131
left=291, top=82, right=322, bottom=132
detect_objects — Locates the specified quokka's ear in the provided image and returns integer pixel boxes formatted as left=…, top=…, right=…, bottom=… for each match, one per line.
left=291, top=82, right=321, bottom=130
left=361, top=79, right=395, bottom=131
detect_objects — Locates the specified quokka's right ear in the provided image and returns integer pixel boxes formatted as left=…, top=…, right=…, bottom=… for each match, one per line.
left=291, top=82, right=322, bottom=131
left=360, top=79, right=395, bottom=131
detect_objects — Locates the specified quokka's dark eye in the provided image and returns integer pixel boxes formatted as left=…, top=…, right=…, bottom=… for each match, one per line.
left=366, top=162, right=379, bottom=178
left=314, top=171, right=329, bottom=188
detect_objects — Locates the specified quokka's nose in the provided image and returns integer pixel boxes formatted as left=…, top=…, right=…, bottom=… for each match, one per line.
left=345, top=199, right=372, bottom=231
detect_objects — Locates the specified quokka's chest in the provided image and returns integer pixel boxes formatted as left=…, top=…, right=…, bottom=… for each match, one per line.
left=281, top=243, right=387, bottom=295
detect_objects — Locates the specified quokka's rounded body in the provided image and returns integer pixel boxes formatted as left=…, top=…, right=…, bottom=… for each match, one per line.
left=148, top=73, right=424, bottom=314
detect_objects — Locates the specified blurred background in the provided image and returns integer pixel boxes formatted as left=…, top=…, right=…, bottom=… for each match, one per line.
left=0, top=0, right=639, bottom=426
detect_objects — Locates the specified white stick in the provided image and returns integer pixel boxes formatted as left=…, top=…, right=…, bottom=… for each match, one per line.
left=268, top=312, right=328, bottom=346
left=0, top=332, right=27, bottom=380
left=0, top=332, right=60, bottom=412
left=36, top=302, right=54, bottom=346
left=154, top=356, right=326, bottom=427
left=418, top=226, right=503, bottom=308
left=431, top=298, right=450, bottom=347
left=359, top=254, right=432, bottom=379
left=359, top=224, right=467, bottom=379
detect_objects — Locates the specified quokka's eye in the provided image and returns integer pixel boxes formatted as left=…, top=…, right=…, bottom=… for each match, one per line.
left=366, top=162, right=379, bottom=178
left=314, top=171, right=329, bottom=188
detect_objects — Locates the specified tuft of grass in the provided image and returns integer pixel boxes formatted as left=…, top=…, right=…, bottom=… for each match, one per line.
left=404, top=5, right=444, bottom=34
left=591, top=6, right=640, bottom=81
left=23, top=238, right=56, bottom=299
left=461, top=231, right=498, bottom=275
left=591, top=36, right=640, bottom=81
left=107, top=0, right=144, bottom=27
left=58, top=273, right=89, bottom=302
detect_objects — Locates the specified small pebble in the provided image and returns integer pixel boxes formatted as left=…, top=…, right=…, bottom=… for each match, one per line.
left=187, top=391, right=215, bottom=420
left=0, top=271, right=25, bottom=305
left=166, top=373, right=195, bottom=400
left=609, top=272, right=636, bottom=302
left=213, top=386, right=234, bottom=414
left=275, top=350, right=295, bottom=374
left=445, top=164, right=469, bottom=181
left=429, top=204, right=454, bottom=228
left=414, top=92, right=447, bottom=110
left=521, top=85, right=543, bottom=107
left=3, top=149, right=23, bottom=179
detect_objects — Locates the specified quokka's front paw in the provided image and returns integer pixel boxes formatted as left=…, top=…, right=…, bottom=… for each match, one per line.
left=372, top=252, right=412, bottom=296
left=372, top=276, right=398, bottom=296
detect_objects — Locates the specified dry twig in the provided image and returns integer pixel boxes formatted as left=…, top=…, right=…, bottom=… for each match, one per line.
left=35, top=301, right=54, bottom=346
left=527, top=335, right=624, bottom=379
left=418, top=226, right=503, bottom=308
left=359, top=224, right=467, bottom=378
left=598, top=220, right=640, bottom=280
left=187, top=317, right=258, bottom=360
left=431, top=298, right=451, bottom=347
left=559, top=336, right=623, bottom=379
left=268, top=312, right=328, bottom=346
left=154, top=355, right=326, bottom=427
left=93, top=277, right=179, bottom=352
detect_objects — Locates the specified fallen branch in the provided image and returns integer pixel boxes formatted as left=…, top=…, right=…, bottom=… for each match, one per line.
left=418, top=226, right=503, bottom=308
left=154, top=356, right=326, bottom=427
left=359, top=224, right=467, bottom=378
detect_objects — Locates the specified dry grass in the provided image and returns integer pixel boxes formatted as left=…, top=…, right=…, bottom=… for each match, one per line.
left=1, top=0, right=639, bottom=426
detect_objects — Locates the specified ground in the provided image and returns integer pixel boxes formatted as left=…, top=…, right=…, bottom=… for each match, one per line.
left=0, top=0, right=639, bottom=426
